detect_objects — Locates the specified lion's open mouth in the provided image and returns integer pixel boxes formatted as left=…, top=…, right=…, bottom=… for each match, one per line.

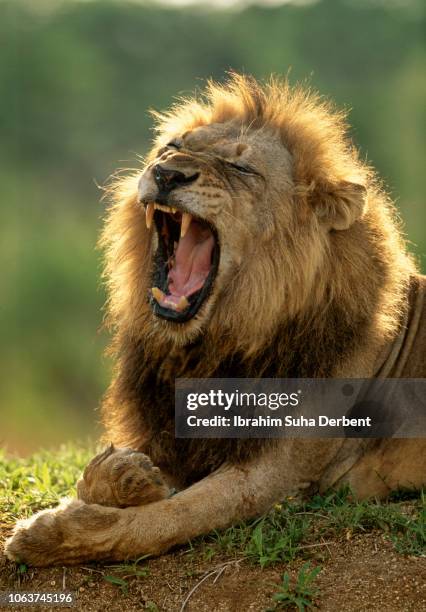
left=146, top=203, right=220, bottom=322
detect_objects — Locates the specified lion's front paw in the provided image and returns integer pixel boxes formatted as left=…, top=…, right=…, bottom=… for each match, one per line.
left=5, top=505, right=67, bottom=566
left=4, top=499, right=122, bottom=566
left=77, top=444, right=170, bottom=508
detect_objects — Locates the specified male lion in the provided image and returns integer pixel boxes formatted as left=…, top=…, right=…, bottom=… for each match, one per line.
left=5, top=74, right=426, bottom=566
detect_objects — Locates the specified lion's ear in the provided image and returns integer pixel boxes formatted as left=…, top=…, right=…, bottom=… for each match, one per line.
left=313, top=181, right=367, bottom=231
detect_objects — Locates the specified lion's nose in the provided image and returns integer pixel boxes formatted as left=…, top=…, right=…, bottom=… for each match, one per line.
left=153, top=164, right=199, bottom=194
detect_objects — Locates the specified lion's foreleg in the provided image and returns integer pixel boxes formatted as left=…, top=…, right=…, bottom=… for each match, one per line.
left=117, top=439, right=342, bottom=558
left=5, top=440, right=342, bottom=565
left=7, top=461, right=281, bottom=566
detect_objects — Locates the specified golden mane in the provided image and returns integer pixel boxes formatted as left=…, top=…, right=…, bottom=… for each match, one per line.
left=101, top=73, right=415, bottom=362
left=152, top=73, right=366, bottom=188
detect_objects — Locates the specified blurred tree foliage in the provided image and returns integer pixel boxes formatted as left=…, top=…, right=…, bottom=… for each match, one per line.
left=0, top=0, right=424, bottom=452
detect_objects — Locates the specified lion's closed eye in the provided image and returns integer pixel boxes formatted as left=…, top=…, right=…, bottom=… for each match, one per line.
left=226, top=161, right=258, bottom=175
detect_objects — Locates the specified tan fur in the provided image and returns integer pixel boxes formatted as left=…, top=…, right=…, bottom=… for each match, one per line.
left=5, top=74, right=425, bottom=566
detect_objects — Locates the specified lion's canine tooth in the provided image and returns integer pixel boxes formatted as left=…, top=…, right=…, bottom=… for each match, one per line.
left=151, top=287, right=165, bottom=303
left=176, top=296, right=190, bottom=311
left=181, top=212, right=192, bottom=238
left=145, top=203, right=155, bottom=229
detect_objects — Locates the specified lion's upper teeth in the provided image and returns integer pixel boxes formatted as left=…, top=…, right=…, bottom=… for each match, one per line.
left=148, top=203, right=192, bottom=240
left=153, top=203, right=171, bottom=213
left=145, top=203, right=155, bottom=229
left=181, top=212, right=192, bottom=238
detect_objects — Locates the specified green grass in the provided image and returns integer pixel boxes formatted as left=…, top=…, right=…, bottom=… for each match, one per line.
left=102, top=555, right=151, bottom=594
left=0, top=444, right=96, bottom=522
left=268, top=562, right=322, bottom=611
left=197, top=487, right=425, bottom=564
left=1, top=444, right=425, bottom=596
left=1, top=444, right=425, bottom=610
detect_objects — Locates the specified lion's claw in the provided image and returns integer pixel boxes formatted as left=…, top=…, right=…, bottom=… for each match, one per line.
left=77, top=445, right=170, bottom=508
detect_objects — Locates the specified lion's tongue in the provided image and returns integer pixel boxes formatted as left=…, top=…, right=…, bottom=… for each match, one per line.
left=167, top=221, right=214, bottom=300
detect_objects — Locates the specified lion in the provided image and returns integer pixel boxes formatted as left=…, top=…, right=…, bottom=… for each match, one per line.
left=5, top=73, right=426, bottom=566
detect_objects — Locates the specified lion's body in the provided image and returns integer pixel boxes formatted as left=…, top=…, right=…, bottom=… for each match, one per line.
left=100, top=274, right=425, bottom=498
left=100, top=74, right=425, bottom=495
left=5, top=74, right=425, bottom=566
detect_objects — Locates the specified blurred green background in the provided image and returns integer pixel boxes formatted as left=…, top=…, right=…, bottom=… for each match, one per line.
left=1, top=0, right=424, bottom=454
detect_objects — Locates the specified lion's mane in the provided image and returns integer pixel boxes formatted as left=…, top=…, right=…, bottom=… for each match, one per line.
left=99, top=74, right=416, bottom=483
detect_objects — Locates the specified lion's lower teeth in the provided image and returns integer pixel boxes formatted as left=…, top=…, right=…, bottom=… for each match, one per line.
left=151, top=287, right=189, bottom=312
left=151, top=287, right=165, bottom=302
left=176, top=296, right=189, bottom=311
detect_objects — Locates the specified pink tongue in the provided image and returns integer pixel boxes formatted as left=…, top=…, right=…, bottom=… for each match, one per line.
left=167, top=221, right=214, bottom=298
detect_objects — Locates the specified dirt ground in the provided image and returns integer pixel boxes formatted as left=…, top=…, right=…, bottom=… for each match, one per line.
left=1, top=525, right=425, bottom=611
